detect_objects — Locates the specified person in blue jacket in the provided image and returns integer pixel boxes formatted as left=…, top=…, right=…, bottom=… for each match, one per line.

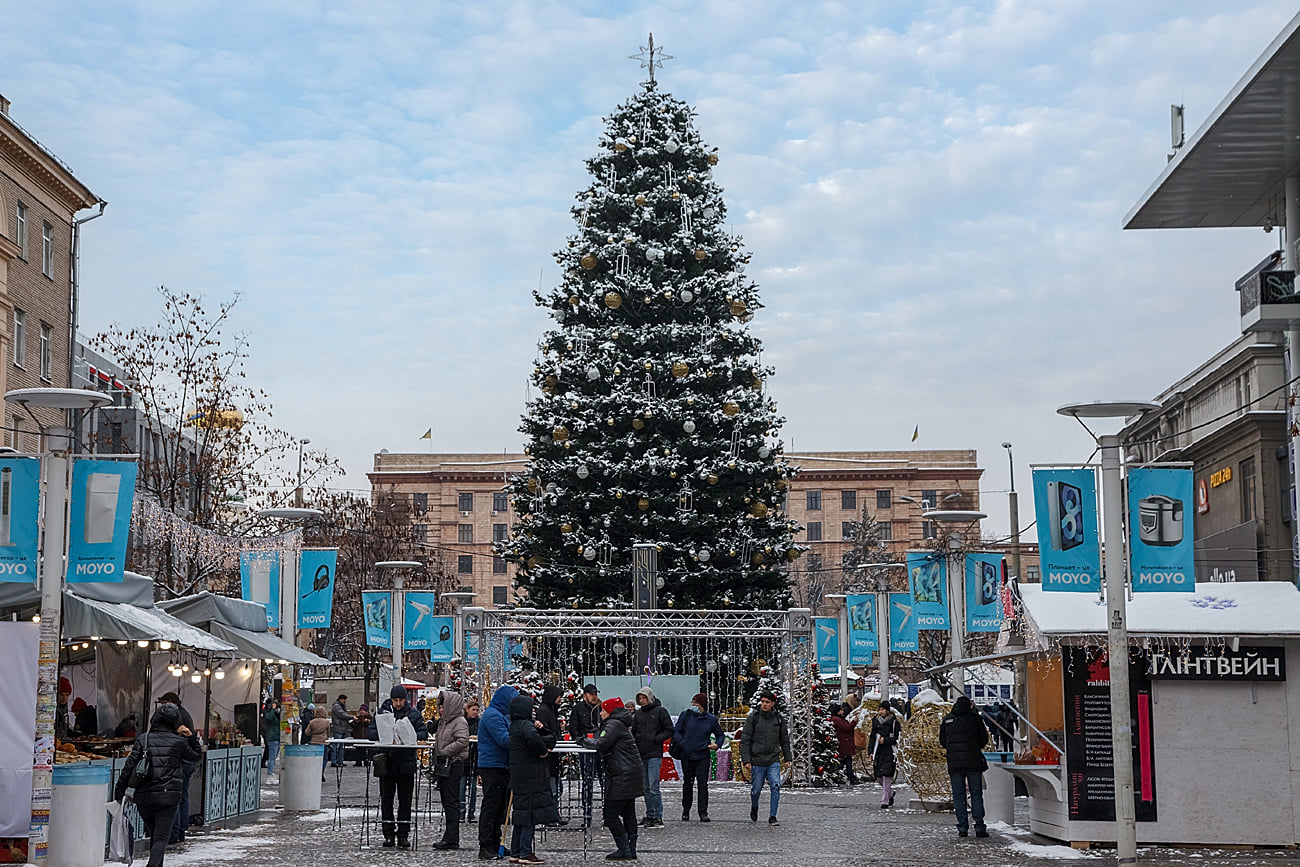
left=476, top=684, right=518, bottom=860
left=672, top=692, right=726, bottom=822
left=366, top=685, right=429, bottom=849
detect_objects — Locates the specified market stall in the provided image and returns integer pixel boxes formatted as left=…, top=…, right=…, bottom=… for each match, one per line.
left=1013, top=581, right=1300, bottom=847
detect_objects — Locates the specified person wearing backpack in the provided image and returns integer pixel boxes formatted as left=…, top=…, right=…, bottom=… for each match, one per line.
left=114, top=703, right=202, bottom=867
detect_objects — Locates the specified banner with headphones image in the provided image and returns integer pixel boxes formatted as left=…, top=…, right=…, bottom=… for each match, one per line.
left=297, top=548, right=338, bottom=629
left=1032, top=467, right=1101, bottom=592
left=0, top=457, right=40, bottom=582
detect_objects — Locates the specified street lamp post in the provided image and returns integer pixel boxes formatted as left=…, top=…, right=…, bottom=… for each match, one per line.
left=376, top=561, right=423, bottom=682
left=849, top=563, right=906, bottom=701
left=921, top=510, right=987, bottom=697
left=7, top=388, right=111, bottom=867
left=295, top=437, right=311, bottom=507
left=1002, top=442, right=1022, bottom=582
left=1059, top=400, right=1158, bottom=867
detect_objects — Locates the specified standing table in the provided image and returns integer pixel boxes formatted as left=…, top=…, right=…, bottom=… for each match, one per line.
left=327, top=739, right=434, bottom=850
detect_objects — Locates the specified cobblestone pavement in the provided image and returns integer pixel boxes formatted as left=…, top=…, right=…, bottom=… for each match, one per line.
left=132, top=766, right=1300, bottom=867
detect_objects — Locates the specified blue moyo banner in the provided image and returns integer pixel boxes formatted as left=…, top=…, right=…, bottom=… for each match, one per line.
left=846, top=593, right=877, bottom=663
left=403, top=592, right=454, bottom=661
left=297, top=548, right=338, bottom=629
left=965, top=553, right=1004, bottom=633
left=889, top=593, right=919, bottom=652
left=362, top=591, right=392, bottom=647
left=466, top=633, right=479, bottom=663
left=907, top=552, right=949, bottom=630
left=67, top=459, right=138, bottom=583
left=1128, top=467, right=1195, bottom=593
left=241, top=551, right=281, bottom=628
left=0, top=457, right=40, bottom=582
left=814, top=617, right=839, bottom=673
left=1032, top=468, right=1101, bottom=592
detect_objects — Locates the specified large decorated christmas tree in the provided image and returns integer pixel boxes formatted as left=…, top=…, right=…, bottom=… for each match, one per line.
left=500, top=43, right=801, bottom=609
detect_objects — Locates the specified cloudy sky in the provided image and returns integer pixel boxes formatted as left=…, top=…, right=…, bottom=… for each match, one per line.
left=5, top=1, right=1297, bottom=539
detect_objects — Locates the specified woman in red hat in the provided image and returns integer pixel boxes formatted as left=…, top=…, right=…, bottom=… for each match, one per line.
left=585, top=697, right=644, bottom=861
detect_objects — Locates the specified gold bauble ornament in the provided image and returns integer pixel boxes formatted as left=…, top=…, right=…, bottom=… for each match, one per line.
left=671, top=362, right=689, bottom=378
left=637, top=498, right=650, bottom=511
left=632, top=418, right=645, bottom=430
left=615, top=141, right=628, bottom=153
left=751, top=377, right=763, bottom=390
left=672, top=191, right=680, bottom=200
left=694, top=248, right=707, bottom=261
left=707, top=153, right=719, bottom=165
left=787, top=548, right=800, bottom=561
left=723, top=401, right=740, bottom=416
left=568, top=295, right=579, bottom=306
left=750, top=502, right=769, bottom=518
left=729, top=299, right=748, bottom=316
left=776, top=479, right=788, bottom=490
left=552, top=425, right=570, bottom=442
left=561, top=523, right=573, bottom=533
left=605, top=292, right=623, bottom=309
left=580, top=254, right=597, bottom=269
left=686, top=396, right=695, bottom=406
left=753, top=552, right=765, bottom=564
left=707, top=474, right=718, bottom=485
left=644, top=361, right=653, bottom=370
left=687, top=173, right=696, bottom=181
left=616, top=491, right=623, bottom=499
left=727, top=460, right=737, bottom=469
left=527, top=478, right=539, bottom=493
left=635, top=194, right=647, bottom=206
left=669, top=471, right=678, bottom=478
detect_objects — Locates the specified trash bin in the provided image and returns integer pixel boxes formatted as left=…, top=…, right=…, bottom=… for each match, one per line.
left=50, top=764, right=111, bottom=867
left=281, top=745, right=324, bottom=811
left=984, top=760, right=1015, bottom=824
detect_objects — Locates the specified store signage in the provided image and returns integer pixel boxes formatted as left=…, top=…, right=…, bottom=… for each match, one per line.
left=297, top=548, right=337, bottom=629
left=1128, top=467, right=1196, bottom=593
left=240, top=551, right=281, bottom=628
left=964, top=553, right=1003, bottom=633
left=845, top=593, right=876, bottom=663
left=1031, top=468, right=1101, bottom=592
left=889, top=593, right=919, bottom=652
left=1210, top=467, right=1232, bottom=487
left=1147, top=645, right=1284, bottom=681
left=1196, top=479, right=1209, bottom=515
left=67, top=459, right=138, bottom=583
left=1062, top=647, right=1157, bottom=822
left=0, top=457, right=40, bottom=582
left=907, top=551, right=950, bottom=629
left=814, top=617, right=839, bottom=673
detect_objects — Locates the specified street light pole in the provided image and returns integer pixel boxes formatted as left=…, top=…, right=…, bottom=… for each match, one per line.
left=295, top=437, right=310, bottom=508
left=922, top=510, right=986, bottom=698
left=377, top=561, right=423, bottom=683
left=1002, top=442, right=1022, bottom=582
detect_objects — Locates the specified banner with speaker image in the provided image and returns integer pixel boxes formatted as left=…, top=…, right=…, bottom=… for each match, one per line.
left=1032, top=467, right=1101, bottom=592
left=1128, top=467, right=1195, bottom=593
left=362, top=591, right=392, bottom=648
left=296, top=548, right=338, bottom=629
left=0, top=458, right=39, bottom=582
left=845, top=594, right=876, bottom=663
left=66, top=459, right=138, bottom=583
left=906, top=551, right=949, bottom=630
left=240, top=551, right=281, bottom=628
left=964, top=553, right=1004, bottom=633
left=889, top=593, right=919, bottom=652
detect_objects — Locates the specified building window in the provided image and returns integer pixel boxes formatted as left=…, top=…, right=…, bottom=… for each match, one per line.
left=806, top=521, right=822, bottom=542
left=492, top=523, right=508, bottom=543
left=841, top=490, right=856, bottom=510
left=412, top=492, right=428, bottom=514
left=807, top=553, right=823, bottom=573
left=493, top=491, right=509, bottom=512
left=15, top=204, right=26, bottom=258
left=492, top=585, right=508, bottom=605
left=8, top=415, right=21, bottom=450
left=922, top=521, right=936, bottom=540
left=842, top=521, right=855, bottom=540
left=922, top=489, right=937, bottom=509
left=806, top=490, right=822, bottom=511
left=458, top=492, right=473, bottom=513
left=38, top=323, right=51, bottom=380
left=878, top=521, right=892, bottom=541
left=414, top=524, right=427, bottom=543
left=1241, top=457, right=1257, bottom=523
left=41, top=222, right=53, bottom=278
left=1027, top=565, right=1040, bottom=583
left=12, top=309, right=25, bottom=367
left=492, top=555, right=508, bottom=574
left=876, top=489, right=891, bottom=510
left=457, top=555, right=474, bottom=574
left=457, top=524, right=473, bottom=543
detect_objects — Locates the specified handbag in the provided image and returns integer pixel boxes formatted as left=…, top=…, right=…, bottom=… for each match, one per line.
left=668, top=738, right=685, bottom=760
left=372, top=752, right=394, bottom=779
left=128, top=734, right=152, bottom=788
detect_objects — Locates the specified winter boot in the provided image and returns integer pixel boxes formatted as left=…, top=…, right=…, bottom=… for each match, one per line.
left=606, top=833, right=632, bottom=860
left=628, top=832, right=638, bottom=859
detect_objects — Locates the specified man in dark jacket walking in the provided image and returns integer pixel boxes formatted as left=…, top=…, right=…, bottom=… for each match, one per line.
left=477, top=684, right=518, bottom=860
left=672, top=692, right=725, bottom=821
left=569, top=684, right=604, bottom=827
left=367, top=685, right=429, bottom=848
left=115, top=703, right=202, bottom=867
left=632, top=686, right=673, bottom=827
left=742, top=690, right=791, bottom=825
left=329, top=694, right=354, bottom=767
left=939, top=695, right=990, bottom=837
left=586, top=697, right=644, bottom=860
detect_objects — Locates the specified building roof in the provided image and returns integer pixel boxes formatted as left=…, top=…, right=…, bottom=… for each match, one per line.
left=1125, top=11, right=1300, bottom=229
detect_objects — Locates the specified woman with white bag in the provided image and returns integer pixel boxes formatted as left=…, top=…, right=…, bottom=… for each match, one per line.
left=113, top=703, right=202, bottom=867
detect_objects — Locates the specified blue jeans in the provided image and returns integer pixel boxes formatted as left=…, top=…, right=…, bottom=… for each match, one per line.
left=266, top=740, right=280, bottom=776
left=328, top=742, right=345, bottom=766
left=950, top=770, right=985, bottom=832
left=510, top=823, right=535, bottom=857
left=641, top=757, right=662, bottom=820
left=750, top=762, right=781, bottom=816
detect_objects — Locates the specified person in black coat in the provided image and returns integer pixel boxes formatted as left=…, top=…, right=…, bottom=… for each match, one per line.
left=672, top=692, right=726, bottom=820
left=536, top=684, right=565, bottom=806
left=114, top=703, right=202, bottom=867
left=568, top=684, right=604, bottom=827
left=367, top=685, right=430, bottom=848
left=586, top=697, right=644, bottom=861
left=939, top=695, right=990, bottom=837
left=508, top=694, right=559, bottom=863
left=868, top=704, right=902, bottom=807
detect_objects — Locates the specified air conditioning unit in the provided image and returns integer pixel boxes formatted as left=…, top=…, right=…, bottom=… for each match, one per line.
left=491, top=510, right=499, bottom=516
left=461, top=510, right=472, bottom=517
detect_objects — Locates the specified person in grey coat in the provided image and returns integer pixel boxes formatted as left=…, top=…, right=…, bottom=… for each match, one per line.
left=632, top=685, right=673, bottom=827
left=433, top=690, right=470, bottom=850
left=329, top=695, right=354, bottom=767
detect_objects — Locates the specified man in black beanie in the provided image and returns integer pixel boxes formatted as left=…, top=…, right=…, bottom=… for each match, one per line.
left=367, top=684, right=428, bottom=848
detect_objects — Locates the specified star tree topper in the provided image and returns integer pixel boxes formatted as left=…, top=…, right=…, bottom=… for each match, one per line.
left=629, top=33, right=673, bottom=84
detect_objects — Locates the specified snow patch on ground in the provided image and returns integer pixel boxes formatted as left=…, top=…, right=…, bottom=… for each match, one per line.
left=988, top=821, right=1100, bottom=860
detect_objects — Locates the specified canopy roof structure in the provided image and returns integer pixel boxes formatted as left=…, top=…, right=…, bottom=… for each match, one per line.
left=159, top=591, right=331, bottom=666
left=62, top=592, right=236, bottom=652
left=1125, top=11, right=1300, bottom=230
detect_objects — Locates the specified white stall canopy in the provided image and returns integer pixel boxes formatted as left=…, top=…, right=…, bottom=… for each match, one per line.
left=159, top=591, right=331, bottom=666
left=63, top=592, right=236, bottom=652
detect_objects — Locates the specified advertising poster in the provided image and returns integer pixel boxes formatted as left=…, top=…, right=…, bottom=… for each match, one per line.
left=425, top=617, right=456, bottom=662
left=240, top=551, right=281, bottom=629
left=0, top=457, right=38, bottom=582
left=906, top=552, right=949, bottom=630
left=362, top=591, right=392, bottom=648
left=1128, top=467, right=1196, bottom=593
left=964, top=553, right=1004, bottom=633
left=1062, top=646, right=1157, bottom=822
left=1032, top=468, right=1101, bottom=592
left=889, top=593, right=919, bottom=652
left=402, top=592, right=454, bottom=662
left=845, top=593, right=877, bottom=663
left=67, top=459, right=138, bottom=583
left=297, top=548, right=338, bottom=629
left=814, top=617, right=840, bottom=673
